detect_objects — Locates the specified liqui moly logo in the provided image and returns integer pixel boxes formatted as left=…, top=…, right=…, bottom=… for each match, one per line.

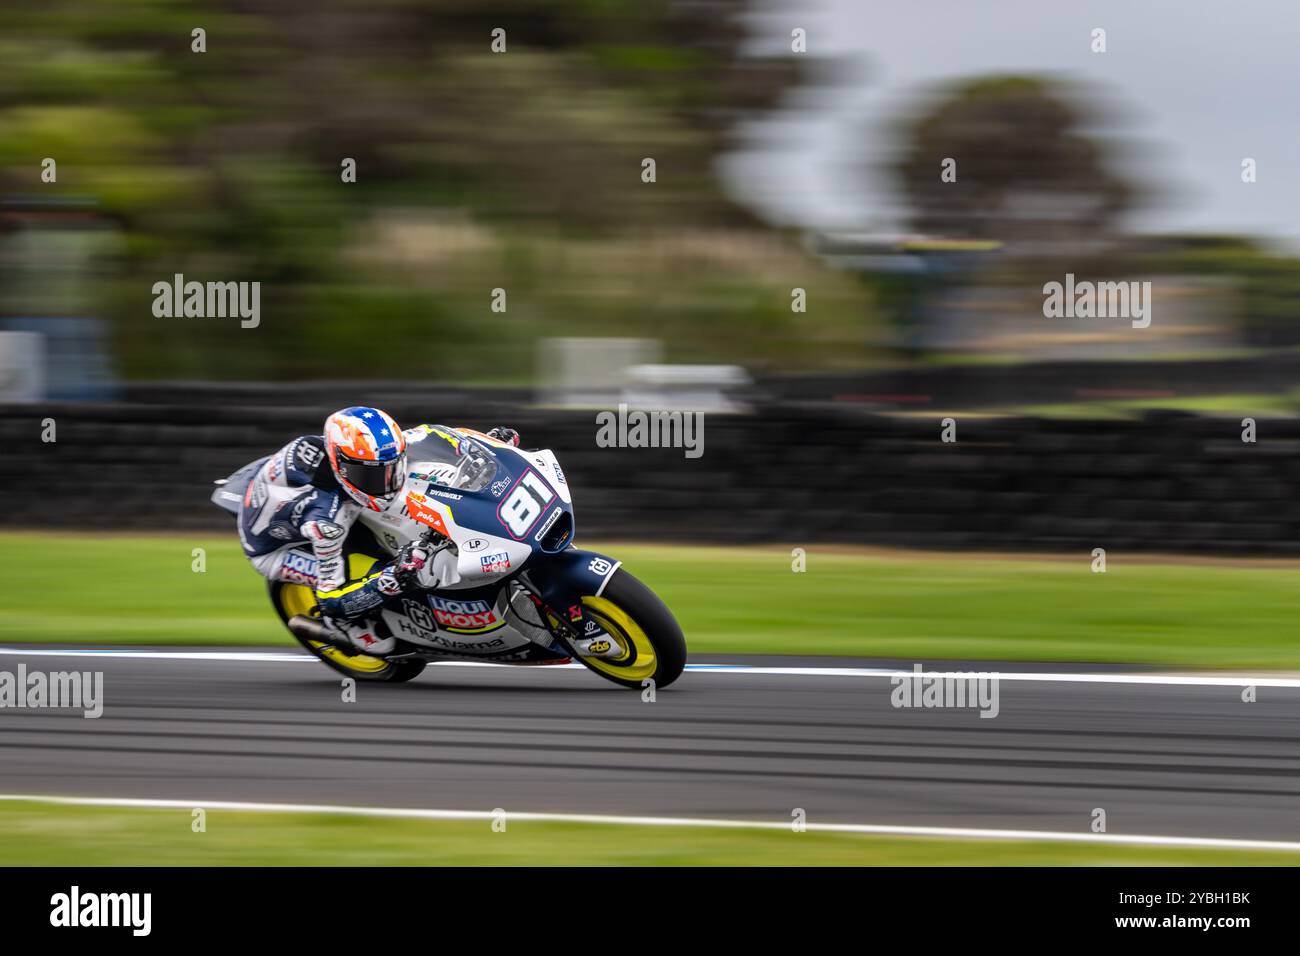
left=429, top=596, right=498, bottom=630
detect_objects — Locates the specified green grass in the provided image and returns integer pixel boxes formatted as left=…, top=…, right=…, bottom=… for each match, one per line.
left=10, top=532, right=1298, bottom=668
left=0, top=801, right=1294, bottom=866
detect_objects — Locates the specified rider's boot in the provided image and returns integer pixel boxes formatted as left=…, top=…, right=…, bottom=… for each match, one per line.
left=312, top=564, right=405, bottom=655
left=310, top=537, right=439, bottom=656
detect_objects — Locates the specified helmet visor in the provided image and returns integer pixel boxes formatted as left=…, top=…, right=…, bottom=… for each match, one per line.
left=337, top=453, right=406, bottom=499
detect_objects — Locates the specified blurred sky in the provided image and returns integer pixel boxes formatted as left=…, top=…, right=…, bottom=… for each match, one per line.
left=724, top=0, right=1300, bottom=250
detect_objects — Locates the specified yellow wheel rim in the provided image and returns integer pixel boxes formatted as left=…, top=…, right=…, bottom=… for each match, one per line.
left=278, top=580, right=391, bottom=675
left=279, top=582, right=317, bottom=617
left=576, top=595, right=659, bottom=682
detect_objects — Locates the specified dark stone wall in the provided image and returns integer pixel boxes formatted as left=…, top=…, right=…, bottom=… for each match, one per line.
left=3, top=399, right=1297, bottom=555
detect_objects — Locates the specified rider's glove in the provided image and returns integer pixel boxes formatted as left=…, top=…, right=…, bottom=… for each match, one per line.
left=486, top=426, right=520, bottom=447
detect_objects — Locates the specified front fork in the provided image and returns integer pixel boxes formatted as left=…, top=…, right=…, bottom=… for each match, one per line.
left=514, top=572, right=621, bottom=662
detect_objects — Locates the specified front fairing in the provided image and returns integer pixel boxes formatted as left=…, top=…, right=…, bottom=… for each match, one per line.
left=358, top=425, right=575, bottom=587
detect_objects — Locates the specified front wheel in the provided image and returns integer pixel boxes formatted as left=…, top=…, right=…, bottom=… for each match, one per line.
left=568, top=569, right=686, bottom=689
left=269, top=579, right=427, bottom=683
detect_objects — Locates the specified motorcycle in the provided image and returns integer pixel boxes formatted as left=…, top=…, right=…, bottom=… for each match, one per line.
left=212, top=425, right=686, bottom=688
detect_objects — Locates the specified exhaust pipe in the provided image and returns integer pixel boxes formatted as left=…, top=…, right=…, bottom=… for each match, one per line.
left=287, top=615, right=358, bottom=656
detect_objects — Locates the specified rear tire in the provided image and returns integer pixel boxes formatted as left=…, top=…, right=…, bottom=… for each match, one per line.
left=269, top=580, right=427, bottom=684
left=567, top=569, right=686, bottom=689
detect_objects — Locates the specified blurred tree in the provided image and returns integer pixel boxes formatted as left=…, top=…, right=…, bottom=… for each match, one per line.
left=1144, top=236, right=1300, bottom=347
left=891, top=76, right=1134, bottom=246
left=0, top=0, right=879, bottom=380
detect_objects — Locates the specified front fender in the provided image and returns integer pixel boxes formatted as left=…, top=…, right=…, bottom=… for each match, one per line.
left=522, top=548, right=622, bottom=625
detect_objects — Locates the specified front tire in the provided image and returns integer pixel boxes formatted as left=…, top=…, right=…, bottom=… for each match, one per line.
left=269, top=580, right=427, bottom=683
left=567, top=569, right=686, bottom=689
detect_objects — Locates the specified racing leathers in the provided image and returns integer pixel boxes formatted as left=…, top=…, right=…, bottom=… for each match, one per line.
left=239, top=425, right=519, bottom=654
left=238, top=432, right=413, bottom=652
left=239, top=434, right=363, bottom=593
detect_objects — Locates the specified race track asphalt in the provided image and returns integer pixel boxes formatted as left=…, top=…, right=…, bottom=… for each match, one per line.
left=1, top=647, right=1297, bottom=842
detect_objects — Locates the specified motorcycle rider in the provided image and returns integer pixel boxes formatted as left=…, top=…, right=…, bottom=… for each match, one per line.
left=238, top=405, right=519, bottom=653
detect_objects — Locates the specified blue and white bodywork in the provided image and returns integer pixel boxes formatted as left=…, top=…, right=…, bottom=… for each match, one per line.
left=357, top=425, right=620, bottom=663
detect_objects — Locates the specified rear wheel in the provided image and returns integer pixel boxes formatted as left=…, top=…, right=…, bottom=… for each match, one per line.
left=269, top=556, right=426, bottom=683
left=563, top=569, right=686, bottom=689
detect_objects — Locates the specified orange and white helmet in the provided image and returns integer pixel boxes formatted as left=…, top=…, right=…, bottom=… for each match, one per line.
left=323, top=406, right=408, bottom=511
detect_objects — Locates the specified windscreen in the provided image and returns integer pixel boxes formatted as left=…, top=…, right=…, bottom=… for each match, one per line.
left=407, top=427, right=499, bottom=492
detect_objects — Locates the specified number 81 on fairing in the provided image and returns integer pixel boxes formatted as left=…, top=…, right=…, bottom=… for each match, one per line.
left=497, top=471, right=556, bottom=538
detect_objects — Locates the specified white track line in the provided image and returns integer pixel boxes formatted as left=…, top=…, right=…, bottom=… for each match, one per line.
left=1, top=793, right=1297, bottom=852
left=0, top=648, right=309, bottom=663
left=2, top=646, right=1298, bottom=688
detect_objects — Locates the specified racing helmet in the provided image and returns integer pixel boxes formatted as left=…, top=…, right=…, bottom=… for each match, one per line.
left=323, top=406, right=408, bottom=511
